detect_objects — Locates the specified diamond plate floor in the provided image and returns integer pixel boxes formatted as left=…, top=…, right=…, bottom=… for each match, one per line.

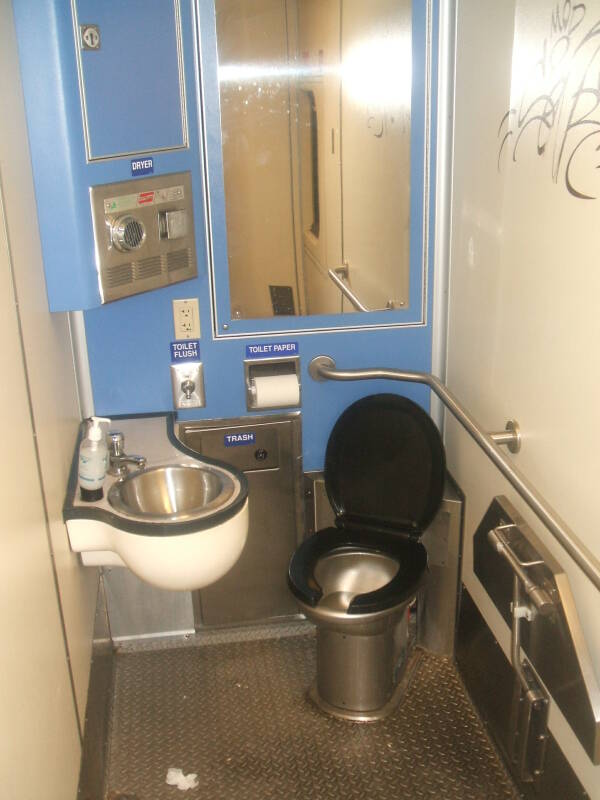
left=103, top=631, right=520, bottom=800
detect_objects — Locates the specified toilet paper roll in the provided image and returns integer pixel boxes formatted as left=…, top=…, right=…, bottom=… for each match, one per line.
left=251, top=374, right=300, bottom=408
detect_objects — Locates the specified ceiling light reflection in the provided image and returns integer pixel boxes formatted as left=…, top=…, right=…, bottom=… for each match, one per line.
left=342, top=34, right=411, bottom=109
left=218, top=31, right=412, bottom=111
left=218, top=62, right=333, bottom=84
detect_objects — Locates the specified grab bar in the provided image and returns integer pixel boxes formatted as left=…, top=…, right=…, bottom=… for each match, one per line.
left=328, top=268, right=370, bottom=312
left=327, top=265, right=394, bottom=312
left=488, top=525, right=553, bottom=614
left=308, top=355, right=600, bottom=593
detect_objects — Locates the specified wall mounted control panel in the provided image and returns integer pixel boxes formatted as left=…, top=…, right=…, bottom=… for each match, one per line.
left=89, top=172, right=197, bottom=303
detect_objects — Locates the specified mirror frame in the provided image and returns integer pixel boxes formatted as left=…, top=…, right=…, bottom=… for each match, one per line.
left=195, top=0, right=434, bottom=338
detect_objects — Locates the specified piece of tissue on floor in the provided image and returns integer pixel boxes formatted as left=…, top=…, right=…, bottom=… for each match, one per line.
left=166, top=768, right=199, bottom=791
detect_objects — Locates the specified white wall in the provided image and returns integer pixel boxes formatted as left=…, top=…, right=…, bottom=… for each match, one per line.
left=0, top=199, right=81, bottom=798
left=0, top=1, right=98, bottom=796
left=446, top=0, right=600, bottom=795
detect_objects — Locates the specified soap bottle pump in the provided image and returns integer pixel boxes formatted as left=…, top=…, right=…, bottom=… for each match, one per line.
left=78, top=416, right=110, bottom=502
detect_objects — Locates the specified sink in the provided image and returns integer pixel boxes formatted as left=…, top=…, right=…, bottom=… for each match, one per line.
left=108, top=464, right=236, bottom=523
left=66, top=459, right=249, bottom=591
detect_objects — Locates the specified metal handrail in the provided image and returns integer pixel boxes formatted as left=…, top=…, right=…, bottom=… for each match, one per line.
left=327, top=265, right=395, bottom=312
left=308, top=355, right=600, bottom=593
left=327, top=268, right=370, bottom=312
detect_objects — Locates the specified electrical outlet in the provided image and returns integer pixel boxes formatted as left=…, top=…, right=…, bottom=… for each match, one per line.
left=172, top=298, right=200, bottom=339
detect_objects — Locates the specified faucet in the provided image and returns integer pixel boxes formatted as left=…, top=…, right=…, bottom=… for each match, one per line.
left=107, top=431, right=146, bottom=477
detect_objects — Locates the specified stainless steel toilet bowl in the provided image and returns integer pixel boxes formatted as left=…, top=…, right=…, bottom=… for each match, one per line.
left=288, top=394, right=445, bottom=722
left=311, top=549, right=399, bottom=616
left=297, top=548, right=414, bottom=721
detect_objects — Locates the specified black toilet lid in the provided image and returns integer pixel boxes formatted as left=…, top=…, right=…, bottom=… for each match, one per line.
left=324, top=394, right=445, bottom=539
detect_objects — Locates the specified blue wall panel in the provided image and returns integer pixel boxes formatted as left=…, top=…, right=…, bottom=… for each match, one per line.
left=75, top=0, right=186, bottom=158
left=13, top=0, right=190, bottom=309
left=86, top=309, right=432, bottom=471
left=13, top=0, right=100, bottom=309
left=15, top=0, right=437, bottom=472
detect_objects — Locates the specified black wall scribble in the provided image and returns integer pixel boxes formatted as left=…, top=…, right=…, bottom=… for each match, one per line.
left=498, top=1, right=600, bottom=199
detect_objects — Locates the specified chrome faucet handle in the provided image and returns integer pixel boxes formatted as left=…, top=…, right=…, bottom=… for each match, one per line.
left=108, top=431, right=124, bottom=457
left=107, top=431, right=146, bottom=477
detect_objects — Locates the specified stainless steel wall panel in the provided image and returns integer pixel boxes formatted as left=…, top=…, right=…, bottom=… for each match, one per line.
left=419, top=479, right=463, bottom=655
left=179, top=414, right=304, bottom=626
left=102, top=567, right=194, bottom=640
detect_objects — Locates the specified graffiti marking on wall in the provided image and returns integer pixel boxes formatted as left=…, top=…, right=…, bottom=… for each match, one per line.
left=498, top=1, right=600, bottom=199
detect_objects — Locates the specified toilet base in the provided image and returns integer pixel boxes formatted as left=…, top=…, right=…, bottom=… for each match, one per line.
left=307, top=647, right=422, bottom=722
left=306, top=605, right=417, bottom=719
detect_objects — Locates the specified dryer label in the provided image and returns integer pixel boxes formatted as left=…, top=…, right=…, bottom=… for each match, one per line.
left=131, top=157, right=154, bottom=176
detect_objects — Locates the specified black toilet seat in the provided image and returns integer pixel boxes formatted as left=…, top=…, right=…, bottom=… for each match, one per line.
left=324, top=394, right=446, bottom=538
left=288, top=527, right=428, bottom=615
left=288, top=394, right=445, bottom=616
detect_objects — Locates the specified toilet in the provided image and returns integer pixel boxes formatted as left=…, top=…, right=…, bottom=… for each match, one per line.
left=288, top=393, right=445, bottom=720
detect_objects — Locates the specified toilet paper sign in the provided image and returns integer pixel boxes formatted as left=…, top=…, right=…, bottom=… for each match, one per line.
left=245, top=341, right=298, bottom=359
left=170, top=339, right=200, bottom=362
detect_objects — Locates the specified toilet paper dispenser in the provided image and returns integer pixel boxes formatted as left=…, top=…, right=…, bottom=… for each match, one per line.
left=244, top=356, right=301, bottom=411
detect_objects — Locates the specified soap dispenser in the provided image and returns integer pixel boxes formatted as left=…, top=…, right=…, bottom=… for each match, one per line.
left=78, top=416, right=110, bottom=502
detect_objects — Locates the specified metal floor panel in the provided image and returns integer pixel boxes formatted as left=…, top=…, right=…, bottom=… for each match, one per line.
left=104, top=632, right=520, bottom=800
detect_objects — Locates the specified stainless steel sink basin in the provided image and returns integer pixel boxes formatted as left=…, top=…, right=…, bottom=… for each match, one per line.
left=107, top=463, right=238, bottom=523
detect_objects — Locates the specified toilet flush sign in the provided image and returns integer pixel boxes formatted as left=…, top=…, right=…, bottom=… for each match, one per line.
left=170, top=340, right=200, bottom=362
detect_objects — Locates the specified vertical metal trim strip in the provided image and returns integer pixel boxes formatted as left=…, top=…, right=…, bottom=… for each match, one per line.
left=69, top=310, right=95, bottom=419
left=431, top=0, right=457, bottom=431
left=421, top=0, right=433, bottom=326
left=174, top=0, right=190, bottom=150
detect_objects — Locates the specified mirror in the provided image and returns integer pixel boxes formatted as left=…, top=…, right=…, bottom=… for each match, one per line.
left=213, top=0, right=414, bottom=321
left=199, top=0, right=431, bottom=334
